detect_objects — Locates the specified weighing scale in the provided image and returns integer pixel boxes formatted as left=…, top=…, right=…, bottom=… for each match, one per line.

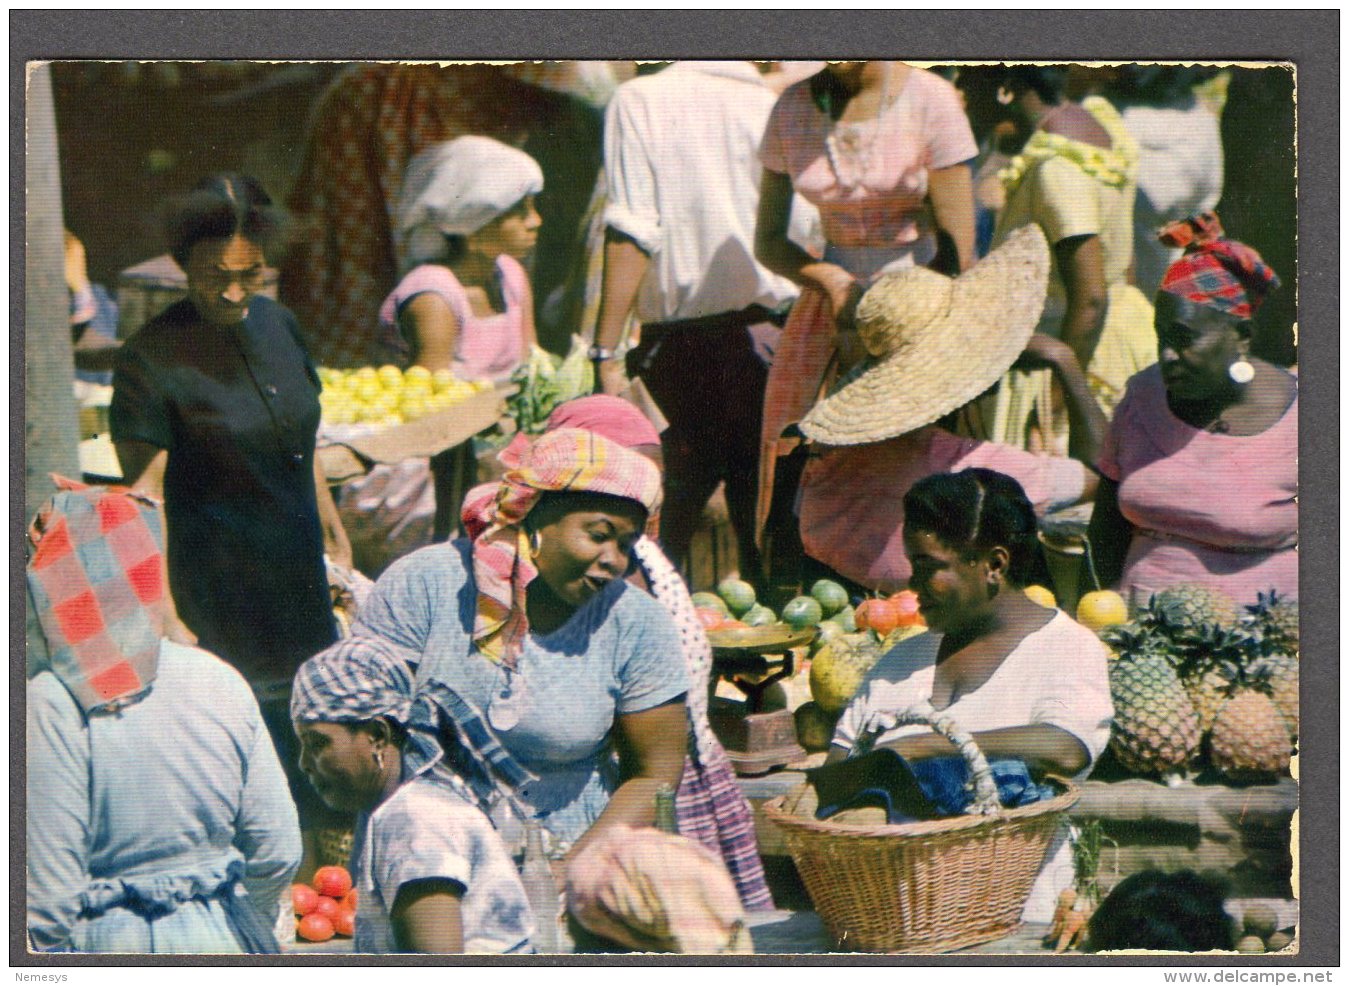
left=706, top=624, right=816, bottom=776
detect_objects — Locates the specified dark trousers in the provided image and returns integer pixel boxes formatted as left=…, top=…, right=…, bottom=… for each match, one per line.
left=627, top=309, right=782, bottom=589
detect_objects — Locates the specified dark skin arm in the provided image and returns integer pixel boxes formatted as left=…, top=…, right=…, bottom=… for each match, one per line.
left=1017, top=333, right=1108, bottom=475
left=390, top=878, right=466, bottom=953
left=1054, top=234, right=1109, bottom=369
left=567, top=697, right=686, bottom=862
left=927, top=164, right=977, bottom=274
left=826, top=723, right=1089, bottom=779
left=593, top=229, right=650, bottom=396
left=1081, top=475, right=1132, bottom=595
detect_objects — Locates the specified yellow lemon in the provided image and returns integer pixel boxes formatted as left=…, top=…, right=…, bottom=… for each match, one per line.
left=399, top=396, right=429, bottom=421
left=1024, top=585, right=1057, bottom=609
left=1076, top=590, right=1130, bottom=632
left=432, top=368, right=458, bottom=393
left=353, top=366, right=378, bottom=382
left=405, top=365, right=433, bottom=384
left=377, top=364, right=404, bottom=388
left=471, top=379, right=493, bottom=393
left=355, top=378, right=383, bottom=404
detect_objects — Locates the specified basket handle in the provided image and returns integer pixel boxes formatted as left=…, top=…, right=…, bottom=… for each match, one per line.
left=856, top=701, right=1001, bottom=815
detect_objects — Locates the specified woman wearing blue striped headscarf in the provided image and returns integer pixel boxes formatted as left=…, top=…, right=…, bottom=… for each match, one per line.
left=290, top=636, right=533, bottom=954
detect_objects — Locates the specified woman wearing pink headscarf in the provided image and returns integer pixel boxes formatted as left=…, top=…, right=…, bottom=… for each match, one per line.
left=461, top=395, right=773, bottom=911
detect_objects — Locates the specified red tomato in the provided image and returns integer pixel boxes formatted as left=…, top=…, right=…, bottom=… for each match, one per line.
left=333, top=909, right=356, bottom=938
left=694, top=607, right=724, bottom=631
left=855, top=598, right=900, bottom=638
left=313, top=895, right=342, bottom=922
left=297, top=913, right=335, bottom=942
left=291, top=883, right=319, bottom=916
left=891, top=590, right=924, bottom=627
left=339, top=888, right=359, bottom=913
left=313, top=865, right=353, bottom=898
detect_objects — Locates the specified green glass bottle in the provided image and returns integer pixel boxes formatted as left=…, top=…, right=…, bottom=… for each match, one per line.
left=654, top=783, right=678, bottom=834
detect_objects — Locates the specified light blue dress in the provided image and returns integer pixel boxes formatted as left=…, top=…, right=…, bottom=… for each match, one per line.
left=26, top=641, right=302, bottom=953
left=353, top=540, right=689, bottom=848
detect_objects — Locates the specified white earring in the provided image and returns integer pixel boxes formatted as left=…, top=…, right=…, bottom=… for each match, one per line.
left=1228, top=358, right=1255, bottom=384
left=374, top=748, right=385, bottom=772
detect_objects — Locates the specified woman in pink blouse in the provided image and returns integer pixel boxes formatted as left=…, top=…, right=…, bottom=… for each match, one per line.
left=753, top=61, right=979, bottom=542
left=1086, top=215, right=1298, bottom=607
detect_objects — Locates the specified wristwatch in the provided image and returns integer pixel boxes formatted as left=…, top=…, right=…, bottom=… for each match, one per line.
left=588, top=342, right=631, bottom=362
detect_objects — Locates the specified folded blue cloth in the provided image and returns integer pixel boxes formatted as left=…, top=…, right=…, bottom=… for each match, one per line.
left=811, top=750, right=1056, bottom=825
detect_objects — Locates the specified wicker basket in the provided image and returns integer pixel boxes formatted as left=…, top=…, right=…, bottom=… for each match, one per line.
left=314, top=827, right=355, bottom=870
left=763, top=704, right=1080, bottom=953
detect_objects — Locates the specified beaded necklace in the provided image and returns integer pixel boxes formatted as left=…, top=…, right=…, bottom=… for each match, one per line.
left=822, top=64, right=896, bottom=192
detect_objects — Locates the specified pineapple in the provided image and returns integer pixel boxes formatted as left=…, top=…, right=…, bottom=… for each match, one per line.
left=1245, top=590, right=1299, bottom=657
left=1251, top=653, right=1298, bottom=740
left=1171, top=624, right=1255, bottom=737
left=1209, top=687, right=1292, bottom=781
left=1149, top=583, right=1240, bottom=634
left=1108, top=649, right=1201, bottom=777
left=1182, top=664, right=1231, bottom=735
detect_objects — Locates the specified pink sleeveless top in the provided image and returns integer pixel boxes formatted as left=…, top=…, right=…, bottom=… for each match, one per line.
left=379, top=256, right=529, bottom=381
left=1098, top=365, right=1299, bottom=606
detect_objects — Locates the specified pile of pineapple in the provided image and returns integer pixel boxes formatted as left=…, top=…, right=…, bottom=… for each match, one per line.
left=317, top=364, right=492, bottom=429
left=1100, top=585, right=1298, bottom=784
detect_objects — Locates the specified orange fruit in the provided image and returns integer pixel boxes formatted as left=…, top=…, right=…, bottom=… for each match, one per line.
left=1076, top=590, right=1129, bottom=632
left=333, top=909, right=356, bottom=938
left=297, top=913, right=335, bottom=942
left=855, top=598, right=900, bottom=638
left=291, top=883, right=319, bottom=916
left=313, top=865, right=353, bottom=898
left=313, top=896, right=342, bottom=922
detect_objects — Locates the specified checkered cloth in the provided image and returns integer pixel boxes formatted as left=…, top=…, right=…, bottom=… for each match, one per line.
left=1159, top=211, right=1280, bottom=320
left=290, top=635, right=417, bottom=725
left=27, top=478, right=165, bottom=713
left=471, top=428, right=662, bottom=671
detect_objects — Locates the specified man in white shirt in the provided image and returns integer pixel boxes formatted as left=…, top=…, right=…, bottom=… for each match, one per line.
left=593, top=60, right=812, bottom=587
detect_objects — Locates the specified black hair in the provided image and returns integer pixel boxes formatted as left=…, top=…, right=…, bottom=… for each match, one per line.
left=1087, top=870, right=1235, bottom=952
left=1001, top=65, right=1070, bottom=106
left=164, top=172, right=287, bottom=268
left=524, top=490, right=649, bottom=533
left=902, top=468, right=1049, bottom=587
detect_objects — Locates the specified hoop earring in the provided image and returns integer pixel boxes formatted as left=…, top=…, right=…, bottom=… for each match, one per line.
left=528, top=530, right=543, bottom=559
left=374, top=748, right=385, bottom=772
left=996, top=85, right=1015, bottom=106
left=1228, top=358, right=1255, bottom=384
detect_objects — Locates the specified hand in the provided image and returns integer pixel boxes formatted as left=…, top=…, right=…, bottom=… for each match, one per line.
left=63, top=231, right=91, bottom=295
left=803, top=263, right=861, bottom=327
left=1014, top=333, right=1075, bottom=372
left=596, top=358, right=630, bottom=397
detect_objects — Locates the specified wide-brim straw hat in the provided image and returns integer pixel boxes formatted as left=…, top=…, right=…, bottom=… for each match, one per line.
left=800, top=224, right=1051, bottom=446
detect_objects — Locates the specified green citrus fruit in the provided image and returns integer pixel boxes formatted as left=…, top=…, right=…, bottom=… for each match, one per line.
left=717, top=578, right=757, bottom=617
left=826, top=604, right=856, bottom=633
left=690, top=592, right=730, bottom=616
left=782, top=596, right=824, bottom=630
left=741, top=604, right=777, bottom=628
left=810, top=579, right=850, bottom=618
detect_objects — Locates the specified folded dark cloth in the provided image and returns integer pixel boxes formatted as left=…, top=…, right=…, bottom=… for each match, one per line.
left=808, top=749, right=1056, bottom=825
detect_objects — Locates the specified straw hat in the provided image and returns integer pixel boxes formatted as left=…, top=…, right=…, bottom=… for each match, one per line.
left=800, top=224, right=1051, bottom=446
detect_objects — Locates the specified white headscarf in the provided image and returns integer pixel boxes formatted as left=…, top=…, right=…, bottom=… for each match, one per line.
left=395, top=135, right=544, bottom=264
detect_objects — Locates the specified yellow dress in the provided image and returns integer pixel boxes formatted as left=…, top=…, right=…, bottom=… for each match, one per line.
left=970, top=96, right=1157, bottom=454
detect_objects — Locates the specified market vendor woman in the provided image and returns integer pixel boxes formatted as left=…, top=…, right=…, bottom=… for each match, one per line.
left=830, top=469, right=1113, bottom=922
left=111, top=173, right=351, bottom=852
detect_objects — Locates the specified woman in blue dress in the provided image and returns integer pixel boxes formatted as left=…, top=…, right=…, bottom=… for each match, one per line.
left=26, top=483, right=301, bottom=953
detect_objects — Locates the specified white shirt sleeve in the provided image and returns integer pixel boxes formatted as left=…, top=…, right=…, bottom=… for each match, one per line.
left=1026, top=617, right=1115, bottom=770
left=602, top=88, right=663, bottom=254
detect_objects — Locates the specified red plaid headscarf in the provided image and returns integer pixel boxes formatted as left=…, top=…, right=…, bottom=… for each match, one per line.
left=471, top=428, right=662, bottom=670
left=1158, top=212, right=1281, bottom=320
left=27, top=477, right=166, bottom=713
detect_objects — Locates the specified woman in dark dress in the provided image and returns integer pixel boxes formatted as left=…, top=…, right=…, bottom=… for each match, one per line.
left=111, top=173, right=352, bottom=866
